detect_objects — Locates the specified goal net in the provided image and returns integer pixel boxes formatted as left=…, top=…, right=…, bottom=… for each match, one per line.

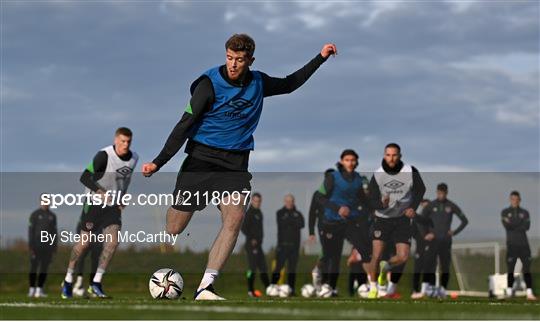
left=449, top=242, right=501, bottom=297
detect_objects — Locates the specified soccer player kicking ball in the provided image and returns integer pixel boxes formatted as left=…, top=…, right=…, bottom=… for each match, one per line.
left=142, top=34, right=337, bottom=300
left=366, top=143, right=426, bottom=299
left=62, top=127, right=138, bottom=299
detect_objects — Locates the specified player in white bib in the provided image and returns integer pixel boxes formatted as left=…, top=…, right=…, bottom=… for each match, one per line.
left=61, top=127, right=138, bottom=299
left=366, top=143, right=425, bottom=299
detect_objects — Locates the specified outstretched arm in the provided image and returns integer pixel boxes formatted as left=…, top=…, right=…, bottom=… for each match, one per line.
left=262, top=43, right=337, bottom=97
left=142, top=78, right=213, bottom=176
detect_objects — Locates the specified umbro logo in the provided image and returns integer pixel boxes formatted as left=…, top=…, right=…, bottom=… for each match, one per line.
left=226, top=98, right=253, bottom=110
left=116, top=166, right=133, bottom=177
left=384, top=179, right=404, bottom=190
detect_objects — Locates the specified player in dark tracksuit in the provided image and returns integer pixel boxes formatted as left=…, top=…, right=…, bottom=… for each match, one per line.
left=28, top=201, right=57, bottom=298
left=308, top=169, right=335, bottom=288
left=411, top=199, right=435, bottom=298
left=315, top=149, right=371, bottom=296
left=346, top=175, right=371, bottom=296
left=422, top=183, right=468, bottom=298
left=270, top=194, right=304, bottom=295
left=240, top=192, right=270, bottom=297
left=501, top=191, right=536, bottom=300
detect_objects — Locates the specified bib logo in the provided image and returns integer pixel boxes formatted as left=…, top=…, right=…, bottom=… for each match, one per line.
left=384, top=179, right=405, bottom=190
left=224, top=98, right=253, bottom=119
left=226, top=98, right=253, bottom=109
left=116, top=166, right=133, bottom=177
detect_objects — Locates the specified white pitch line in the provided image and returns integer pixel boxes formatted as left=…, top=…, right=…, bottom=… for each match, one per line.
left=0, top=302, right=380, bottom=319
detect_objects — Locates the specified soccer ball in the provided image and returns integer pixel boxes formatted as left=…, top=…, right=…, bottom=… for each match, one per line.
left=278, top=284, right=292, bottom=298
left=317, top=283, right=333, bottom=298
left=266, top=284, right=280, bottom=297
left=149, top=268, right=184, bottom=299
left=357, top=283, right=370, bottom=298
left=301, top=284, right=316, bottom=298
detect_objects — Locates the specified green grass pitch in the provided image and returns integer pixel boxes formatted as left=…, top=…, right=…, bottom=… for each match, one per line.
left=1, top=293, right=539, bottom=320
left=1, top=248, right=538, bottom=320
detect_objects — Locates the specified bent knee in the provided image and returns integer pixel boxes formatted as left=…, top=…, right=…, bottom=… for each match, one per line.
left=166, top=223, right=183, bottom=235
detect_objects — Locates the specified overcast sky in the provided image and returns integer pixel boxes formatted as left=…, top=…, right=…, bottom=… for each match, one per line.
left=2, top=0, right=538, bottom=173
left=1, top=1, right=539, bottom=250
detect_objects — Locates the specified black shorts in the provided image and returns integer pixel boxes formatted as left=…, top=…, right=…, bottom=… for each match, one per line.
left=80, top=205, right=121, bottom=232
left=372, top=215, right=412, bottom=245
left=319, top=216, right=372, bottom=263
left=172, top=155, right=252, bottom=212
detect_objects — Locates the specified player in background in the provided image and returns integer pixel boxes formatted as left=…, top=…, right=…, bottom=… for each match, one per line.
left=422, top=183, right=468, bottom=298
left=240, top=192, right=270, bottom=297
left=307, top=169, right=335, bottom=290
left=347, top=175, right=371, bottom=296
left=501, top=191, right=536, bottom=301
left=72, top=220, right=103, bottom=297
left=142, top=34, right=337, bottom=300
left=268, top=194, right=305, bottom=296
left=315, top=149, right=372, bottom=297
left=61, top=127, right=138, bottom=299
left=410, top=199, right=434, bottom=299
left=366, top=143, right=426, bottom=299
left=28, top=196, right=57, bottom=298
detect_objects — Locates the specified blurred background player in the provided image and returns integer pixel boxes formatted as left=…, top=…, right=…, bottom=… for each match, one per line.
left=366, top=143, right=426, bottom=299
left=347, top=175, right=371, bottom=296
left=422, top=183, right=468, bottom=299
left=72, top=220, right=103, bottom=297
left=501, top=191, right=536, bottom=301
left=268, top=194, right=304, bottom=296
left=61, top=127, right=138, bottom=299
left=141, top=34, right=337, bottom=300
left=28, top=196, right=57, bottom=298
left=240, top=192, right=270, bottom=297
left=315, top=149, right=372, bottom=297
left=307, top=168, right=335, bottom=290
left=410, top=199, right=435, bottom=299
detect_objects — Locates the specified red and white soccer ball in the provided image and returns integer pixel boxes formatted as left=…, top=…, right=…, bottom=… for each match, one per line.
left=149, top=268, right=184, bottom=299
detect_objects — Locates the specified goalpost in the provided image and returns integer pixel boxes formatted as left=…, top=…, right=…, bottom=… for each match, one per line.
left=449, top=242, right=500, bottom=297
left=449, top=242, right=527, bottom=298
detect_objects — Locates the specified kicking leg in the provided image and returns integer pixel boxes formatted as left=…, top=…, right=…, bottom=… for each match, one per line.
left=166, top=207, right=193, bottom=235
left=195, top=195, right=246, bottom=300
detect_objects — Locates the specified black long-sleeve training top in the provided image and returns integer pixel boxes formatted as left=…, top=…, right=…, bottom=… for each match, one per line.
left=28, top=208, right=58, bottom=250
left=276, top=206, right=304, bottom=246
left=422, top=198, right=468, bottom=240
left=308, top=191, right=324, bottom=235
left=152, top=54, right=327, bottom=171
left=501, top=206, right=530, bottom=246
left=241, top=205, right=264, bottom=244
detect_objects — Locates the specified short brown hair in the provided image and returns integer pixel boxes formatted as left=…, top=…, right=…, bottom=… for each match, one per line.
left=385, top=143, right=401, bottom=153
left=115, top=127, right=132, bottom=137
left=225, top=34, right=255, bottom=57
